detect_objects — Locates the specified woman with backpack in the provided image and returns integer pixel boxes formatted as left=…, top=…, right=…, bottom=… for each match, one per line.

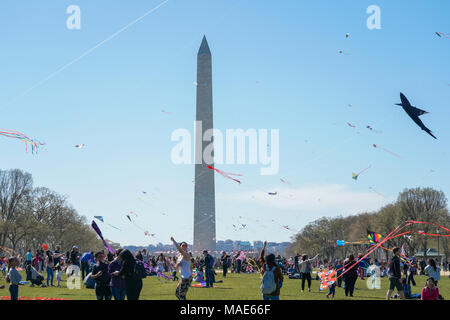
left=116, top=249, right=143, bottom=300
left=298, top=253, right=319, bottom=292
left=258, top=241, right=283, bottom=300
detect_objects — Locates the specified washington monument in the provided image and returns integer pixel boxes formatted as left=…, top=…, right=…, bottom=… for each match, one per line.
left=193, top=36, right=216, bottom=254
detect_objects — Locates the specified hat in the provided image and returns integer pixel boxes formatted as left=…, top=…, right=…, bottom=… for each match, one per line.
left=72, top=246, right=78, bottom=249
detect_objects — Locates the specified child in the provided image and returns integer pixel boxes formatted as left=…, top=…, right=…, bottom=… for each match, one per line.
left=421, top=277, right=439, bottom=300
left=91, top=252, right=112, bottom=300
left=325, top=281, right=336, bottom=299
left=6, top=257, right=22, bottom=300
left=324, top=267, right=336, bottom=299
left=55, top=262, right=62, bottom=287
left=170, top=259, right=179, bottom=281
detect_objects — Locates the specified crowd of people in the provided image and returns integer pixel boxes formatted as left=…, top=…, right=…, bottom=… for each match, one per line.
left=0, top=241, right=447, bottom=301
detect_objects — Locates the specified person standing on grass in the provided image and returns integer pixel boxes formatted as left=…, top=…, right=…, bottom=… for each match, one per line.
left=108, top=248, right=126, bottom=300
left=6, top=257, right=22, bottom=300
left=335, top=259, right=344, bottom=287
left=258, top=241, right=283, bottom=300
left=386, top=247, right=405, bottom=300
left=221, top=251, right=230, bottom=278
left=408, top=259, right=417, bottom=286
left=424, top=259, right=441, bottom=286
left=116, top=249, right=142, bottom=300
left=298, top=253, right=319, bottom=292
left=421, top=277, right=439, bottom=300
left=91, top=252, right=112, bottom=300
left=44, top=250, right=55, bottom=287
left=343, top=254, right=358, bottom=297
left=203, top=250, right=214, bottom=288
left=171, top=237, right=192, bottom=300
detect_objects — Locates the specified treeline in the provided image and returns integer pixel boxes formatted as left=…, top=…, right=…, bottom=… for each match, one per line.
left=286, top=187, right=450, bottom=261
left=0, top=169, right=103, bottom=256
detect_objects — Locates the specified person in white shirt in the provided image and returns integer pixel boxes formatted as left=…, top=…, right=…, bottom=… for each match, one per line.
left=170, top=236, right=192, bottom=300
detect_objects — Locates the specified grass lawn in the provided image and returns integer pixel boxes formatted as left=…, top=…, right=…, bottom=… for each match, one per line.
left=2, top=270, right=449, bottom=300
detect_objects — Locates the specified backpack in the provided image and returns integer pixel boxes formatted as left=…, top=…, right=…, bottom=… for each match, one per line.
left=260, top=264, right=277, bottom=295
left=134, top=260, right=147, bottom=279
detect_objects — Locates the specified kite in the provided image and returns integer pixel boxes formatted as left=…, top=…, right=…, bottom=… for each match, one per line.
left=94, top=216, right=104, bottom=223
left=352, top=165, right=371, bottom=180
left=336, top=240, right=369, bottom=246
left=396, top=93, right=436, bottom=139
left=129, top=211, right=138, bottom=217
left=367, top=230, right=383, bottom=245
left=436, top=32, right=450, bottom=39
left=91, top=220, right=116, bottom=254
left=74, top=144, right=85, bottom=149
left=206, top=165, right=242, bottom=184
left=0, top=129, right=45, bottom=154
left=280, top=178, right=291, bottom=185
left=339, top=50, right=351, bottom=55
left=161, top=109, right=172, bottom=115
left=283, top=225, right=298, bottom=232
left=347, top=122, right=356, bottom=128
left=345, top=33, right=349, bottom=38
left=373, top=144, right=402, bottom=159
left=42, top=244, right=49, bottom=251
left=318, top=269, right=337, bottom=290
left=268, top=192, right=277, bottom=196
left=366, top=125, right=382, bottom=134
left=126, top=215, right=151, bottom=236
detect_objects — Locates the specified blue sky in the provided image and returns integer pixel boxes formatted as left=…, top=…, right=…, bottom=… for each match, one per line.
left=0, top=0, right=449, bottom=246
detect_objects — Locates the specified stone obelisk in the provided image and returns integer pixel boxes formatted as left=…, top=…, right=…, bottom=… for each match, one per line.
left=193, top=36, right=216, bottom=254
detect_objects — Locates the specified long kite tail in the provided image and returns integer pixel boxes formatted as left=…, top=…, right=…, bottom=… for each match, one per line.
left=207, top=165, right=242, bottom=184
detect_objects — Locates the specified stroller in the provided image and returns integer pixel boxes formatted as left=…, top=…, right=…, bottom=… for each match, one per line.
left=26, top=265, right=45, bottom=287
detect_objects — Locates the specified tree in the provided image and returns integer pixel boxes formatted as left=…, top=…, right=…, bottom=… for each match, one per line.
left=397, top=187, right=448, bottom=258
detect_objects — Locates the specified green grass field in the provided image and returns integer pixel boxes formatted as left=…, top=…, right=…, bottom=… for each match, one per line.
left=2, top=270, right=449, bottom=300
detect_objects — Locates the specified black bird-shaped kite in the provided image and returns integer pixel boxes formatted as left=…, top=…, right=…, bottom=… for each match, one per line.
left=396, top=93, right=437, bottom=139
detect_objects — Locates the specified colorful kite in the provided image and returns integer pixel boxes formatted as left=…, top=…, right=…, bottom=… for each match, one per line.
left=91, top=220, right=116, bottom=254
left=339, top=50, right=351, bottom=55
left=74, top=144, right=85, bottom=149
left=352, top=165, right=371, bottom=180
left=0, top=129, right=45, bottom=154
left=42, top=243, right=49, bottom=251
left=94, top=216, right=104, bottom=223
left=206, top=165, right=242, bottom=184
left=373, top=144, right=402, bottom=159
left=318, top=269, right=337, bottom=291
left=347, top=122, right=356, bottom=128
left=367, top=230, right=383, bottom=245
